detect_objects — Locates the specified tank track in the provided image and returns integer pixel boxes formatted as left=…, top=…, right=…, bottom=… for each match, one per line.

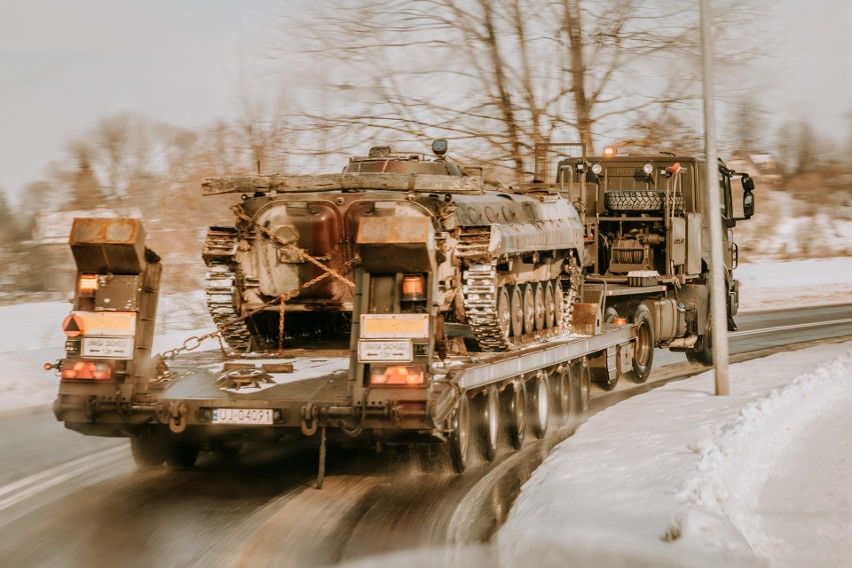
left=203, top=227, right=253, bottom=353
left=462, top=256, right=581, bottom=352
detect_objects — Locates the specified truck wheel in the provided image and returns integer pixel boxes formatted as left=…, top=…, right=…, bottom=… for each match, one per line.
left=478, top=386, right=499, bottom=461
left=166, top=437, right=200, bottom=469
left=605, top=190, right=684, bottom=212
left=130, top=430, right=167, bottom=468
left=574, top=360, right=591, bottom=414
left=686, top=313, right=713, bottom=366
left=449, top=394, right=471, bottom=473
left=504, top=381, right=526, bottom=450
left=627, top=304, right=654, bottom=383
left=529, top=374, right=550, bottom=439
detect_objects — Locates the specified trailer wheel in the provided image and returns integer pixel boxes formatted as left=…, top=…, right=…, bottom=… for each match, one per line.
left=627, top=304, right=654, bottom=383
left=574, top=360, right=591, bottom=414
left=504, top=381, right=526, bottom=450
left=166, top=436, right=200, bottom=469
left=130, top=430, right=167, bottom=468
left=478, top=386, right=499, bottom=461
left=449, top=394, right=470, bottom=473
left=555, top=367, right=573, bottom=426
left=529, top=374, right=550, bottom=439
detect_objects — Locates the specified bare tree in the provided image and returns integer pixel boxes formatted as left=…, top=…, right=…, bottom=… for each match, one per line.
left=286, top=0, right=765, bottom=180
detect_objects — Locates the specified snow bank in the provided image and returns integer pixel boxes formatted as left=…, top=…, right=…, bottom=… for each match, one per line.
left=496, top=342, right=852, bottom=567
left=736, top=257, right=852, bottom=312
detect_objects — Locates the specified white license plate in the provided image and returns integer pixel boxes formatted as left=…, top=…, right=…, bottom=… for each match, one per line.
left=359, top=340, right=412, bottom=362
left=82, top=336, right=134, bottom=359
left=211, top=408, right=273, bottom=425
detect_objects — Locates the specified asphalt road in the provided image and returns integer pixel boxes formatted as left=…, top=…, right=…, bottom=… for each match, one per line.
left=1, top=304, right=850, bottom=567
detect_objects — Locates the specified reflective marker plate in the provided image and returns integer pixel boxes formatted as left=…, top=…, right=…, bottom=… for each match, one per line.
left=211, top=408, right=273, bottom=425
left=82, top=336, right=134, bottom=359
left=359, top=340, right=413, bottom=362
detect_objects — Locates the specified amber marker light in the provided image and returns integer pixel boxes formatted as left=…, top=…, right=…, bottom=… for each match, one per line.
left=370, top=365, right=425, bottom=386
left=401, top=274, right=426, bottom=302
left=79, top=275, right=99, bottom=292
left=603, top=145, right=617, bottom=157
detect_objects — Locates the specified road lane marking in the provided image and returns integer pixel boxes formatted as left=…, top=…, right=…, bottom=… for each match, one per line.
left=731, top=318, right=852, bottom=338
left=0, top=445, right=126, bottom=513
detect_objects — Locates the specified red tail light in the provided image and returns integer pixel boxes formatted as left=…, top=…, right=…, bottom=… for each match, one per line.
left=370, top=365, right=425, bottom=386
left=60, top=360, right=113, bottom=380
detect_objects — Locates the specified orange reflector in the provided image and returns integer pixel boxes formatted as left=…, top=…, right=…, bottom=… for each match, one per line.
left=71, top=311, right=137, bottom=337
left=79, top=275, right=99, bottom=291
left=612, top=317, right=628, bottom=325
left=370, top=365, right=425, bottom=386
left=62, top=314, right=85, bottom=337
left=60, top=360, right=113, bottom=380
left=401, top=274, right=425, bottom=302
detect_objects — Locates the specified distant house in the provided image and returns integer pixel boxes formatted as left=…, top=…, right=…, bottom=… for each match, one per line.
left=727, top=149, right=783, bottom=187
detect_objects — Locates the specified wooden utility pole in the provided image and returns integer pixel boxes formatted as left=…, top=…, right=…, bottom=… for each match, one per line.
left=700, top=0, right=730, bottom=395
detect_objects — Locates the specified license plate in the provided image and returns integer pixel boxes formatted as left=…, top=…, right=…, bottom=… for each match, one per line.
left=211, top=408, right=273, bottom=425
left=82, top=336, right=134, bottom=359
left=359, top=340, right=412, bottom=362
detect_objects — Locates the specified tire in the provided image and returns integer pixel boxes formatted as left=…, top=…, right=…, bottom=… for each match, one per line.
left=529, top=374, right=550, bottom=439
left=449, top=394, right=471, bottom=473
left=130, top=430, right=167, bottom=468
left=627, top=304, right=655, bottom=383
left=686, top=312, right=713, bottom=366
left=478, top=386, right=499, bottom=461
left=574, top=360, right=591, bottom=414
left=504, top=381, right=527, bottom=450
left=166, top=436, right=200, bottom=469
left=605, top=190, right=684, bottom=212
left=555, top=367, right=573, bottom=426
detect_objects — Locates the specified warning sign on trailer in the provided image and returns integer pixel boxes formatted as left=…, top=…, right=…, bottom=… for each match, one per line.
left=62, top=315, right=84, bottom=337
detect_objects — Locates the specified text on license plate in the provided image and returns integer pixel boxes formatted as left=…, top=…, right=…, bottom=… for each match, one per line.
left=212, top=408, right=273, bottom=425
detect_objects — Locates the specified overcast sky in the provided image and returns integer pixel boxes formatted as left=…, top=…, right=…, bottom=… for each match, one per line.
left=1, top=0, right=850, bottom=204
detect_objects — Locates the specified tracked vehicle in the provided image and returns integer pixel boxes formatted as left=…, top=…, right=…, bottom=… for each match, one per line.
left=202, top=140, right=583, bottom=353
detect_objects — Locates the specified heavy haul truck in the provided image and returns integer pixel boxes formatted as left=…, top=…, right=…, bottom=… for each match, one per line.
left=50, top=141, right=755, bottom=477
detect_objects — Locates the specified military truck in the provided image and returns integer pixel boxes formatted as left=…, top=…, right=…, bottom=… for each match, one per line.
left=50, top=141, right=754, bottom=478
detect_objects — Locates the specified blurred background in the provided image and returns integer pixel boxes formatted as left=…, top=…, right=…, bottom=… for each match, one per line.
left=1, top=0, right=850, bottom=302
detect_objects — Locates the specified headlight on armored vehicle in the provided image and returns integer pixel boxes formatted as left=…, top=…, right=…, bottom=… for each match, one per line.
left=591, top=163, right=603, bottom=175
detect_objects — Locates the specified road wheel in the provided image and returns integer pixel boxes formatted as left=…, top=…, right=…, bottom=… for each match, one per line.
left=543, top=281, right=556, bottom=329
left=522, top=284, right=536, bottom=334
left=533, top=283, right=545, bottom=331
left=553, top=279, right=565, bottom=327
left=508, top=286, right=524, bottom=338
left=449, top=394, right=471, bottom=473
left=130, top=429, right=167, bottom=468
left=166, top=436, right=200, bottom=469
left=529, top=374, right=550, bottom=439
left=687, top=311, right=713, bottom=366
left=496, top=287, right=512, bottom=340
left=504, top=381, right=526, bottom=450
left=478, top=386, right=499, bottom=461
left=554, top=367, right=573, bottom=426
left=627, top=304, right=655, bottom=383
left=574, top=360, right=591, bottom=414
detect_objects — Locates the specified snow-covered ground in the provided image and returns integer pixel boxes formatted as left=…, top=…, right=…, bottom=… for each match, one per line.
left=1, top=257, right=850, bottom=566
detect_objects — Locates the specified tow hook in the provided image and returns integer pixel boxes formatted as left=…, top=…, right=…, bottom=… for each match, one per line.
left=169, top=402, right=189, bottom=433
left=301, top=402, right=318, bottom=436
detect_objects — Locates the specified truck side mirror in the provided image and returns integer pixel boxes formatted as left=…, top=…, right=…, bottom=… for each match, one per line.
left=743, top=190, right=755, bottom=219
left=741, top=173, right=755, bottom=192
